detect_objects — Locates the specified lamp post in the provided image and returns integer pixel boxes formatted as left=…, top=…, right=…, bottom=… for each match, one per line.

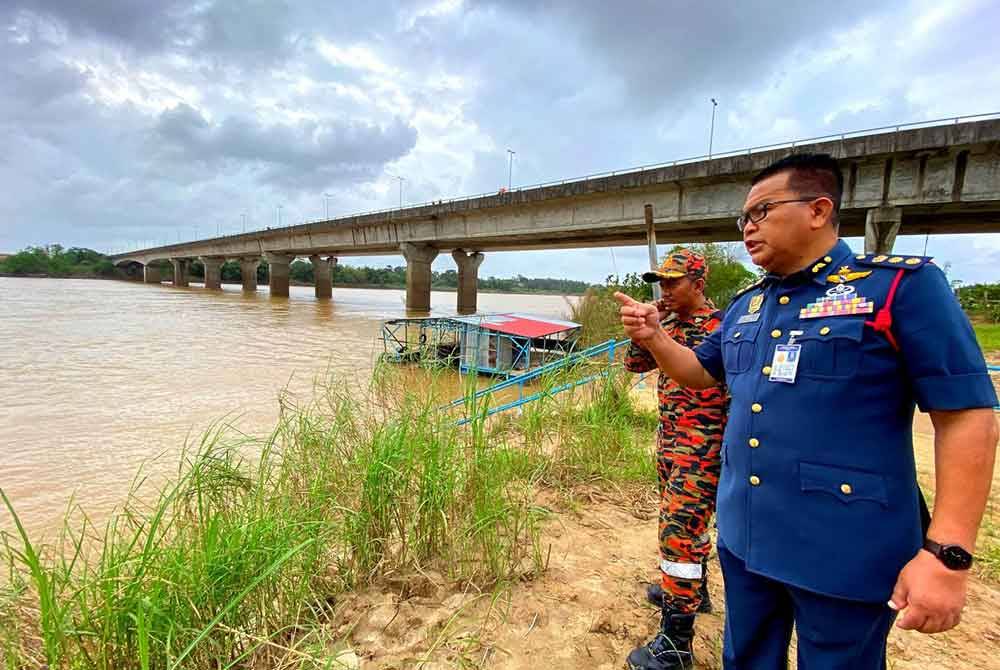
left=241, top=213, right=247, bottom=233
left=324, top=193, right=332, bottom=220
left=506, top=148, right=515, bottom=191
left=276, top=205, right=283, bottom=228
left=708, top=98, right=718, bottom=159
left=386, top=173, right=405, bottom=208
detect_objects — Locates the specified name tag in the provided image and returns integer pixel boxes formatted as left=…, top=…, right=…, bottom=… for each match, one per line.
left=769, top=344, right=801, bottom=384
left=737, top=312, right=761, bottom=324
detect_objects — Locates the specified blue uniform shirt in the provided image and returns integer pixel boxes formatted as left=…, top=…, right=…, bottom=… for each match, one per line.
left=695, top=239, right=998, bottom=603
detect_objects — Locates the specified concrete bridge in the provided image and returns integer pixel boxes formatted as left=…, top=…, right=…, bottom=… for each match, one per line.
left=110, top=115, right=1000, bottom=313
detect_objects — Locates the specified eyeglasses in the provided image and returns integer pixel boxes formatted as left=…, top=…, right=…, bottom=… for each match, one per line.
left=736, top=197, right=820, bottom=232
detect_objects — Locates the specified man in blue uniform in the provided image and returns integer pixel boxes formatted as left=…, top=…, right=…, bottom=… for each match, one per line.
left=616, top=153, right=998, bottom=669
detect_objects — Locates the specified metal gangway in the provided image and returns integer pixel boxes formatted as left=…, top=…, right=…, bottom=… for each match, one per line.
left=444, top=337, right=643, bottom=425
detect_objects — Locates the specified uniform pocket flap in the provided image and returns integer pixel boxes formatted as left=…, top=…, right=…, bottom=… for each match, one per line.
left=800, top=462, right=888, bottom=507
left=794, top=319, right=865, bottom=343
left=725, top=323, right=760, bottom=343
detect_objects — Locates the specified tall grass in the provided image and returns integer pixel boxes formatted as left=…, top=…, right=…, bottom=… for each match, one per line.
left=0, top=358, right=656, bottom=668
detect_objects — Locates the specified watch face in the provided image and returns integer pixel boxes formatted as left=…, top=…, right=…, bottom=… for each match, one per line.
left=940, top=545, right=973, bottom=570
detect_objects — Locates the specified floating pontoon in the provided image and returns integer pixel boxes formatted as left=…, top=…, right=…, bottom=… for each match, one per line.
left=380, top=312, right=581, bottom=377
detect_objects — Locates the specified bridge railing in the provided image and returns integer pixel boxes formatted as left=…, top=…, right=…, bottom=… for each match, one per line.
left=111, top=111, right=1000, bottom=256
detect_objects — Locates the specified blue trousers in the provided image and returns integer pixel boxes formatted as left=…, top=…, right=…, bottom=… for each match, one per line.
left=718, top=541, right=897, bottom=670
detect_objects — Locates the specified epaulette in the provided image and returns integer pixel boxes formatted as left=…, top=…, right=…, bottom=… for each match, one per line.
left=732, top=277, right=765, bottom=300
left=853, top=253, right=933, bottom=271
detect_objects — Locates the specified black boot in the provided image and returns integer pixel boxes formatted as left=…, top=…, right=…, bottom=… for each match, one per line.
left=626, top=607, right=695, bottom=670
left=696, top=560, right=713, bottom=614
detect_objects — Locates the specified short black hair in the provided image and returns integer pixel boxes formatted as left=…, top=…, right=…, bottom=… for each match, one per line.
left=752, top=153, right=844, bottom=226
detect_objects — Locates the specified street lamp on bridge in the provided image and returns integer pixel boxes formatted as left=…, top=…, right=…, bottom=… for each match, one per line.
left=709, top=98, right=718, bottom=159
left=506, top=148, right=515, bottom=191
left=386, top=173, right=405, bottom=209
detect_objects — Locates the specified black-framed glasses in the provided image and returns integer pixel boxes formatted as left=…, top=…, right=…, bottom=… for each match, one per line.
left=736, top=197, right=820, bottom=232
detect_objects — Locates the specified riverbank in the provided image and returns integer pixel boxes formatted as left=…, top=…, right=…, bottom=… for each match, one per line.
left=0, top=364, right=657, bottom=668
left=2, top=362, right=998, bottom=668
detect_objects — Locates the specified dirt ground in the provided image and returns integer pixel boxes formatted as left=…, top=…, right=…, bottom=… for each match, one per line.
left=329, top=407, right=1000, bottom=669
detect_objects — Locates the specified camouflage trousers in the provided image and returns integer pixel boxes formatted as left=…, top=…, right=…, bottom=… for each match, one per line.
left=656, top=421, right=722, bottom=615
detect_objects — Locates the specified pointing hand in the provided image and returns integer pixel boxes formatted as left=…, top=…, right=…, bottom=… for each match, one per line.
left=614, top=292, right=661, bottom=342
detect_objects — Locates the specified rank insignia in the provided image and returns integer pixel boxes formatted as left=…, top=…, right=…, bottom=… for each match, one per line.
left=826, top=266, right=873, bottom=284
left=800, top=285, right=874, bottom=319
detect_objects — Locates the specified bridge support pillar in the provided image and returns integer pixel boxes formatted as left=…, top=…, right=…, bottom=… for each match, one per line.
left=200, top=256, right=224, bottom=290
left=265, top=253, right=293, bottom=298
left=143, top=264, right=162, bottom=284
left=401, top=243, right=439, bottom=312
left=239, top=258, right=260, bottom=292
left=864, top=207, right=902, bottom=255
left=170, top=259, right=189, bottom=287
left=452, top=249, right=484, bottom=314
left=310, top=255, right=336, bottom=300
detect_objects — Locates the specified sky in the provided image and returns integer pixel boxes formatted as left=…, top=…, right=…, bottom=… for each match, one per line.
left=2, top=0, right=1000, bottom=285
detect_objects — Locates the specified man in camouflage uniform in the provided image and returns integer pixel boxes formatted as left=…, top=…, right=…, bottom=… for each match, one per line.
left=624, top=249, right=727, bottom=670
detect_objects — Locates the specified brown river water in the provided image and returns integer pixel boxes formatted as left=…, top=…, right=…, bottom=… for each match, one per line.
left=0, top=277, right=575, bottom=536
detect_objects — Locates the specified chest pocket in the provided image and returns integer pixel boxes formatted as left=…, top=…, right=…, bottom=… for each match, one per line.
left=722, top=324, right=760, bottom=375
left=794, top=319, right=864, bottom=379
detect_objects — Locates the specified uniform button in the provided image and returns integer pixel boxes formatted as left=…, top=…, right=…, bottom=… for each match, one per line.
left=771, top=329, right=782, bottom=338
left=762, top=365, right=772, bottom=375
left=856, top=254, right=866, bottom=260
left=751, top=403, right=763, bottom=413
left=840, top=483, right=853, bottom=495
left=748, top=438, right=760, bottom=448
left=749, top=475, right=761, bottom=486
left=819, top=326, right=831, bottom=335
left=733, top=331, right=741, bottom=338
left=779, top=296, right=790, bottom=305
left=824, top=256, right=833, bottom=263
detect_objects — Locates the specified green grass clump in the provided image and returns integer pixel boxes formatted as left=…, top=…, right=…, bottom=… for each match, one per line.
left=0, top=370, right=548, bottom=669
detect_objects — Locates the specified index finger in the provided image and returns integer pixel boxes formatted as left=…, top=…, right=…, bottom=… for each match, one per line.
left=613, top=291, right=637, bottom=306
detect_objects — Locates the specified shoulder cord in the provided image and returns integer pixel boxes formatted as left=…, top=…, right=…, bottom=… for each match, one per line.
left=864, top=269, right=906, bottom=351
left=863, top=268, right=932, bottom=535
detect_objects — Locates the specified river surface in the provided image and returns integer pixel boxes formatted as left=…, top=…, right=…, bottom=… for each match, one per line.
left=0, top=277, right=575, bottom=535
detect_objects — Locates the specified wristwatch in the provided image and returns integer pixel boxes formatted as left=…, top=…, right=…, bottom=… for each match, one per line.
left=923, top=538, right=974, bottom=570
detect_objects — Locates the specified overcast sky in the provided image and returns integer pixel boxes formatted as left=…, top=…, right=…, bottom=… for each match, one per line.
left=2, top=0, right=999, bottom=284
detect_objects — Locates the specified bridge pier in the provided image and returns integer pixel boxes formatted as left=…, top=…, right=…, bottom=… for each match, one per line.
left=143, top=264, right=162, bottom=284
left=238, top=257, right=260, bottom=291
left=864, top=206, right=902, bottom=255
left=310, top=255, right=336, bottom=299
left=401, top=243, right=439, bottom=312
left=265, top=252, right=293, bottom=298
left=200, top=256, right=224, bottom=290
left=452, top=249, right=484, bottom=314
left=170, top=259, right=189, bottom=287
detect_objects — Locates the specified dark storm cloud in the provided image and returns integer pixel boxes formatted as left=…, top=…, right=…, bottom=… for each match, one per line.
left=154, top=104, right=418, bottom=187
left=4, top=0, right=297, bottom=64
left=4, top=0, right=192, bottom=50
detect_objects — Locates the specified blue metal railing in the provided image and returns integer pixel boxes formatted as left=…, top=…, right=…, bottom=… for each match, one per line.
left=446, top=338, right=636, bottom=424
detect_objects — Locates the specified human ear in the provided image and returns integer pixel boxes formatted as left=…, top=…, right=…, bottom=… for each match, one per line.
left=810, top=197, right=836, bottom=230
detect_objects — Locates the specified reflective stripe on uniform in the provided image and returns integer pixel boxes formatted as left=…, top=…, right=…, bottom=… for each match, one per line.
left=660, top=558, right=703, bottom=579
